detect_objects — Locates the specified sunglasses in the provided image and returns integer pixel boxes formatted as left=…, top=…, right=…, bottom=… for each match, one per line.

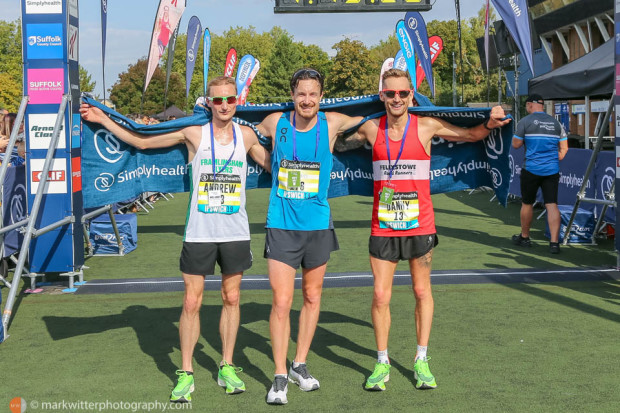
left=382, top=89, right=413, bottom=99
left=207, top=95, right=237, bottom=105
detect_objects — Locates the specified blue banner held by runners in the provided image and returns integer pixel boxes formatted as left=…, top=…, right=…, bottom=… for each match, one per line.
left=491, top=0, right=534, bottom=76
left=395, top=20, right=417, bottom=88
left=405, top=12, right=434, bottom=96
left=185, top=16, right=201, bottom=99
left=80, top=94, right=513, bottom=209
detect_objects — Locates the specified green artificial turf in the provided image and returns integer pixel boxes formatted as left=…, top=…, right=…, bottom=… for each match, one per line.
left=1, top=280, right=619, bottom=412
left=81, top=189, right=617, bottom=280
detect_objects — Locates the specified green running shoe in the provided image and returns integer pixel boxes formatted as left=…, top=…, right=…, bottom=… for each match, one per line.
left=170, top=370, right=194, bottom=402
left=413, top=357, right=437, bottom=389
left=217, top=362, right=246, bottom=394
left=365, top=362, right=391, bottom=391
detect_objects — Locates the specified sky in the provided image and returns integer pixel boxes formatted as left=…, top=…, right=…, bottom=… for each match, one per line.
left=0, top=0, right=486, bottom=97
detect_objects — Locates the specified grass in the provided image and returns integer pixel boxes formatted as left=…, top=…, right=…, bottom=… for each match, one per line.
left=1, top=190, right=619, bottom=412
left=82, top=189, right=617, bottom=280
left=2, top=281, right=619, bottom=412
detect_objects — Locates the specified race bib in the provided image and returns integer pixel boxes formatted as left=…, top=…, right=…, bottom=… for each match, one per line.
left=277, top=159, right=320, bottom=199
left=378, top=191, right=420, bottom=230
left=198, top=173, right=241, bottom=214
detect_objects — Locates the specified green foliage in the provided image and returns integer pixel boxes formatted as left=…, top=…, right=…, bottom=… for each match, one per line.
left=79, top=65, right=96, bottom=93
left=109, top=58, right=185, bottom=115
left=327, top=38, right=378, bottom=97
left=260, top=33, right=302, bottom=102
left=0, top=19, right=23, bottom=111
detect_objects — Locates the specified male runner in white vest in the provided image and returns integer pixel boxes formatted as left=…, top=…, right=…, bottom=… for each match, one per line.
left=335, top=69, right=510, bottom=392
left=80, top=76, right=270, bottom=402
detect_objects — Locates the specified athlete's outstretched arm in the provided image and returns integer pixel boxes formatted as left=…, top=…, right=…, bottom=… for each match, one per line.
left=79, top=103, right=186, bottom=149
left=425, top=105, right=511, bottom=143
left=241, top=125, right=271, bottom=173
left=255, top=112, right=281, bottom=148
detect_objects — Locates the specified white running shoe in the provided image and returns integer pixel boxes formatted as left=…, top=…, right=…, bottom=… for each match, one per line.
left=266, top=376, right=288, bottom=405
left=288, top=363, right=320, bottom=391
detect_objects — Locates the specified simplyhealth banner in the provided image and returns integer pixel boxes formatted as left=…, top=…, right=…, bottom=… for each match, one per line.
left=81, top=95, right=513, bottom=208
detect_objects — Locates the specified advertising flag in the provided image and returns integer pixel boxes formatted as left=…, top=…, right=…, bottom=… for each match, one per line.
left=416, top=36, right=443, bottom=90
left=239, top=58, right=260, bottom=105
left=491, top=0, right=534, bottom=75
left=235, top=55, right=256, bottom=97
left=164, top=24, right=179, bottom=107
left=404, top=12, right=434, bottom=96
left=202, top=28, right=211, bottom=96
left=484, top=0, right=490, bottom=73
left=101, top=0, right=107, bottom=100
left=144, top=0, right=185, bottom=93
left=224, top=48, right=238, bottom=77
left=185, top=16, right=201, bottom=99
left=395, top=20, right=417, bottom=89
left=379, top=57, right=394, bottom=92
left=394, top=50, right=407, bottom=71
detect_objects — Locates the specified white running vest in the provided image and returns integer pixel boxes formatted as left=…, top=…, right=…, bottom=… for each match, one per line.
left=183, top=122, right=250, bottom=242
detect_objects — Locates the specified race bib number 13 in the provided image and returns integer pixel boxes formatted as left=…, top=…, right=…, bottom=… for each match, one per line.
left=378, top=191, right=420, bottom=230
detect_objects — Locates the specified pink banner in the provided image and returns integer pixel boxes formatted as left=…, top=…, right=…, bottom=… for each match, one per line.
left=144, top=0, right=185, bottom=93
left=28, top=68, right=64, bottom=104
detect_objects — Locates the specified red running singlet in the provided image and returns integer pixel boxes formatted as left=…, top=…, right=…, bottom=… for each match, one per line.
left=371, top=115, right=435, bottom=237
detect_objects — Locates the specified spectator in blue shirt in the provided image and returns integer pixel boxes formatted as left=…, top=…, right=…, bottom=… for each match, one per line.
left=512, top=94, right=568, bottom=254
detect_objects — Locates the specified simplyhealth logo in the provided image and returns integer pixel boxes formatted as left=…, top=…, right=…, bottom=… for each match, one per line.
left=26, top=23, right=63, bottom=60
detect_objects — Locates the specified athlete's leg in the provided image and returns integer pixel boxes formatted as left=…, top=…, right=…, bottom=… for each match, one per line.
left=546, top=203, right=561, bottom=243
left=369, top=256, right=398, bottom=352
left=179, top=273, right=205, bottom=372
left=520, top=203, right=534, bottom=238
left=409, top=250, right=434, bottom=351
left=220, top=272, right=243, bottom=364
left=269, top=259, right=296, bottom=374
left=294, top=263, right=327, bottom=363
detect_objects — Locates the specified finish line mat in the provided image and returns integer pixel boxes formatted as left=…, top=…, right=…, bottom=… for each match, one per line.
left=74, top=267, right=619, bottom=295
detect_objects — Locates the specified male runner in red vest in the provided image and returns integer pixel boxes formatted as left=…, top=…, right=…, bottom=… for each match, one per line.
left=338, top=68, right=510, bottom=391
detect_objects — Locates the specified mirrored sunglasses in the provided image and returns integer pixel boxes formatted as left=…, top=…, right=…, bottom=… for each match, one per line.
left=208, top=95, right=237, bottom=105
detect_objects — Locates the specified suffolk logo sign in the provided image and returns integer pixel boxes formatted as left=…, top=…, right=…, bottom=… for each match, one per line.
left=26, top=23, right=63, bottom=59
left=27, top=68, right=64, bottom=104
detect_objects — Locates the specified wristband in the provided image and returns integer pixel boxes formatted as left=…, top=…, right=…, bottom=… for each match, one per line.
left=483, top=118, right=494, bottom=130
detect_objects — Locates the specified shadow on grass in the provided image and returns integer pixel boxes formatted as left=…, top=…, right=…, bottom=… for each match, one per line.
left=499, top=280, right=620, bottom=324
left=41, top=302, right=391, bottom=388
left=435, top=224, right=615, bottom=268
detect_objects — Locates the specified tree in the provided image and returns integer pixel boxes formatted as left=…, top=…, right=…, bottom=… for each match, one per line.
left=260, top=33, right=302, bottom=102
left=79, top=65, right=96, bottom=93
left=327, top=38, right=378, bottom=97
left=0, top=19, right=23, bottom=111
left=109, top=58, right=185, bottom=115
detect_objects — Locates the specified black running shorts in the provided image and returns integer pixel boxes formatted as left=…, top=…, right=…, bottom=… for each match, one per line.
left=180, top=240, right=252, bottom=276
left=369, top=234, right=438, bottom=262
left=520, top=169, right=560, bottom=205
left=264, top=228, right=339, bottom=269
